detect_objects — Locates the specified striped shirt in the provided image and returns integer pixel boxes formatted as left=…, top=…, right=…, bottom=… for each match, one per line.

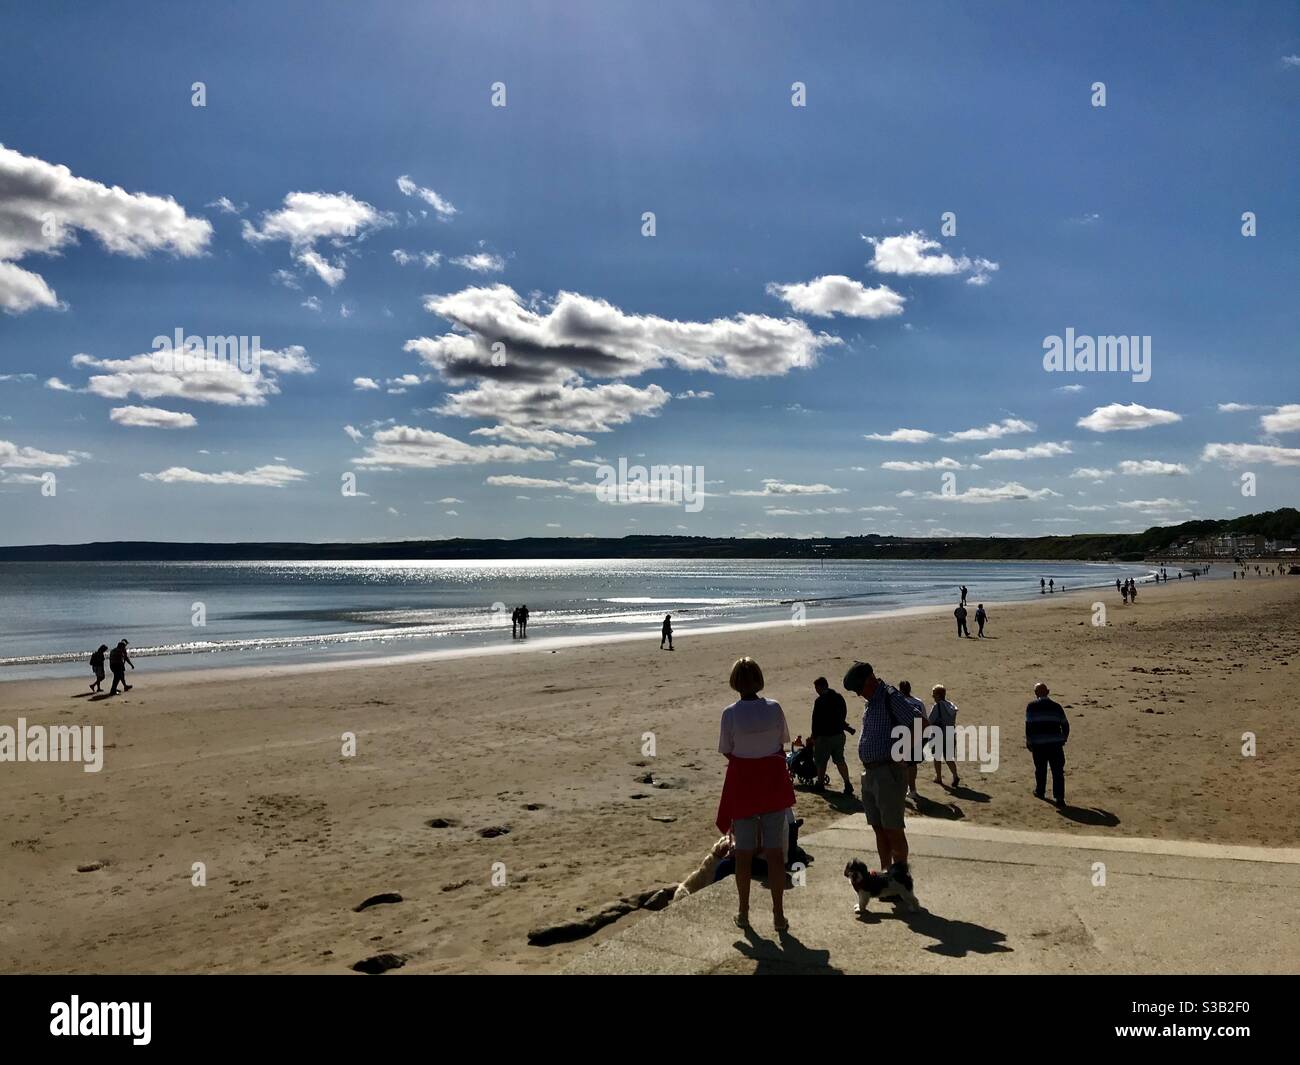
left=857, top=681, right=924, bottom=765
left=1025, top=696, right=1069, bottom=747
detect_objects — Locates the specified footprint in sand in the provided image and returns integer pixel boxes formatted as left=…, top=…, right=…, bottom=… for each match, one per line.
left=478, top=825, right=511, bottom=838
left=426, top=817, right=459, bottom=829
left=77, top=861, right=107, bottom=873
left=351, top=953, right=406, bottom=974
left=354, top=892, right=403, bottom=912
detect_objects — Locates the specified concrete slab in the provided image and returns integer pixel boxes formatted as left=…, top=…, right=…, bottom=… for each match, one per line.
left=564, top=817, right=1300, bottom=974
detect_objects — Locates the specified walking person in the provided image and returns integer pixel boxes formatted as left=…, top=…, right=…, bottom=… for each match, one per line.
left=1025, top=681, right=1069, bottom=806
left=89, top=644, right=108, bottom=693
left=511, top=606, right=520, bottom=639
left=108, top=639, right=133, bottom=695
left=1049, top=578, right=1054, bottom=594
left=954, top=602, right=970, bottom=638
left=1040, top=577, right=1045, bottom=594
left=810, top=676, right=854, bottom=795
left=898, top=680, right=927, bottom=803
left=1115, top=578, right=1122, bottom=596
left=929, top=685, right=961, bottom=788
left=974, top=603, right=987, bottom=638
left=660, top=613, right=673, bottom=651
left=519, top=604, right=530, bottom=637
left=843, top=661, right=924, bottom=878
left=716, top=657, right=794, bottom=933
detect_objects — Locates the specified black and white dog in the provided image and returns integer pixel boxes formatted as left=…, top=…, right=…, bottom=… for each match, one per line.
left=844, top=859, right=920, bottom=915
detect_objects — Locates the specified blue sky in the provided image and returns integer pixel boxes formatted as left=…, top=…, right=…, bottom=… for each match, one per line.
left=1, top=0, right=1297, bottom=546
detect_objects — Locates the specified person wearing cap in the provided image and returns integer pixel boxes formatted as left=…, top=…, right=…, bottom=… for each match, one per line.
left=108, top=639, right=134, bottom=695
left=843, top=660, right=923, bottom=873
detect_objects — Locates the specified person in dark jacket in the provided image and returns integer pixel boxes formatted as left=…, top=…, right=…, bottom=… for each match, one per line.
left=810, top=677, right=853, bottom=795
left=89, top=644, right=108, bottom=693
left=108, top=639, right=134, bottom=695
left=954, top=602, right=970, bottom=638
left=974, top=603, right=988, bottom=637
left=1025, top=681, right=1069, bottom=806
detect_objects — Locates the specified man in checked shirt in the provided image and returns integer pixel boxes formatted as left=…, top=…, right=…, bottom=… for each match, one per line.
left=843, top=661, right=925, bottom=873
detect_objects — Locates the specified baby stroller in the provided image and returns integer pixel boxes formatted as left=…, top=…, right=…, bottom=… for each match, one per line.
left=787, top=737, right=827, bottom=790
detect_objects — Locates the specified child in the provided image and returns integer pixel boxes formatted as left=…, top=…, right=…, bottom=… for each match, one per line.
left=89, top=644, right=108, bottom=693
left=929, top=685, right=961, bottom=788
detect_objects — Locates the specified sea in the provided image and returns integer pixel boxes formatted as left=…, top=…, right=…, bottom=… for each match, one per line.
left=0, top=557, right=1180, bottom=681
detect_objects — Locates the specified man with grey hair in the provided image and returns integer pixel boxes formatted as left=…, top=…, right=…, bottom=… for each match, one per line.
left=1025, top=681, right=1069, bottom=806
left=843, top=661, right=924, bottom=873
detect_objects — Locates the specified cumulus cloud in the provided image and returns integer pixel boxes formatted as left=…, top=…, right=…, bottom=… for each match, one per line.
left=1201, top=443, right=1300, bottom=468
left=1115, top=497, right=1190, bottom=512
left=242, top=190, right=392, bottom=287
left=1217, top=402, right=1264, bottom=413
left=731, top=479, right=844, bottom=497
left=469, top=425, right=595, bottom=448
left=109, top=405, right=197, bottom=429
left=1076, top=403, right=1181, bottom=432
left=864, top=232, right=998, bottom=284
left=1260, top=404, right=1300, bottom=434
left=206, top=196, right=245, bottom=215
left=979, top=442, right=1072, bottom=460
left=396, top=175, right=457, bottom=220
left=865, top=428, right=935, bottom=443
left=141, top=463, right=306, bottom=487
left=922, top=482, right=1060, bottom=504
left=436, top=380, right=670, bottom=433
left=0, top=143, right=212, bottom=313
left=1070, top=467, right=1114, bottom=480
left=66, top=346, right=314, bottom=407
left=353, top=377, right=380, bottom=391
left=410, top=284, right=837, bottom=387
left=0, top=438, right=85, bottom=468
left=343, top=424, right=364, bottom=442
left=765, top=275, right=905, bottom=319
left=1117, top=459, right=1189, bottom=476
left=942, top=418, right=1035, bottom=442
left=351, top=425, right=554, bottom=468
left=881, top=456, right=969, bottom=471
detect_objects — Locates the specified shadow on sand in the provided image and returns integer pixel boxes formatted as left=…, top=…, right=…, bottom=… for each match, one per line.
left=733, top=926, right=845, bottom=974
left=1055, top=805, right=1120, bottom=827
left=855, top=905, right=1013, bottom=959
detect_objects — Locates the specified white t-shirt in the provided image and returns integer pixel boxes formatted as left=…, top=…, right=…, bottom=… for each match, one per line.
left=719, top=697, right=790, bottom=759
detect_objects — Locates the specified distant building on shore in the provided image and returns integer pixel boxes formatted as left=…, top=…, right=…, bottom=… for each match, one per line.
left=1167, top=534, right=1293, bottom=559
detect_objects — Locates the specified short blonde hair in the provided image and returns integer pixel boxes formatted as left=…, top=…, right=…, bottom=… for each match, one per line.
left=931, top=684, right=946, bottom=698
left=729, top=656, right=764, bottom=695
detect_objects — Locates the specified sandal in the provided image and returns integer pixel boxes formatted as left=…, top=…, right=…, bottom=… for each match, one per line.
left=774, top=917, right=790, bottom=933
left=733, top=914, right=749, bottom=929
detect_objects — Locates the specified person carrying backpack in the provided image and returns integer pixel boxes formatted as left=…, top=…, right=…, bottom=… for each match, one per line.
left=89, top=644, right=108, bottom=693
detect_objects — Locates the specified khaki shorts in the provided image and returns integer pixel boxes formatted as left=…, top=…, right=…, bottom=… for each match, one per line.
left=860, top=762, right=907, bottom=830
left=731, top=809, right=787, bottom=851
left=813, top=733, right=846, bottom=773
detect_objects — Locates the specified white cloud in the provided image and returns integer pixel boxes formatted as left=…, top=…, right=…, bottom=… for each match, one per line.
left=923, top=482, right=1061, bottom=504
left=296, top=248, right=346, bottom=288
left=109, top=405, right=196, bottom=429
left=864, top=232, right=998, bottom=284
left=1260, top=404, right=1300, bottom=434
left=1055, top=384, right=1085, bottom=393
left=392, top=248, right=442, bottom=268
left=352, top=425, right=554, bottom=468
left=396, top=175, right=457, bottom=219
left=1117, top=459, right=1189, bottom=476
left=1201, top=443, right=1300, bottom=468
left=0, top=144, right=212, bottom=312
left=343, top=424, right=364, bottom=442
left=301, top=296, right=322, bottom=312
left=675, top=390, right=713, bottom=400
left=1217, top=402, right=1264, bottom=413
left=242, top=190, right=392, bottom=286
left=141, top=464, right=306, bottom=487
left=881, top=456, right=969, bottom=471
left=1076, top=402, right=1181, bottom=432
left=979, top=442, right=1072, bottom=460
left=469, top=425, right=595, bottom=448
left=731, top=479, right=845, bottom=497
left=765, top=275, right=905, bottom=319
left=67, top=346, right=314, bottom=407
left=943, top=418, right=1035, bottom=442
left=451, top=251, right=506, bottom=274
left=865, top=428, right=935, bottom=443
left=206, top=196, right=245, bottom=215
left=1070, top=467, right=1113, bottom=480
left=1115, top=498, right=1190, bottom=512
left=436, top=380, right=671, bottom=433
left=353, top=377, right=379, bottom=390
left=0, top=438, right=84, bottom=468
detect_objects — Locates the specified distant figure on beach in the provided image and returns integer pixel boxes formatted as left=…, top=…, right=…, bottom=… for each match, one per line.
left=1040, top=577, right=1046, bottom=594
left=954, top=602, right=970, bottom=638
left=1025, top=681, right=1069, bottom=807
left=1121, top=583, right=1129, bottom=604
left=843, top=660, right=923, bottom=883
left=519, top=604, right=530, bottom=637
left=1049, top=578, right=1055, bottom=594
left=660, top=613, right=673, bottom=651
left=1115, top=578, right=1122, bottom=595
left=511, top=606, right=520, bottom=639
left=929, top=685, right=960, bottom=788
left=810, top=677, right=853, bottom=795
left=898, top=680, right=926, bottom=802
left=1129, top=581, right=1138, bottom=603
left=716, top=656, right=794, bottom=933
left=89, top=644, right=108, bottom=693
left=959, top=584, right=968, bottom=606
left=975, top=603, right=987, bottom=637
left=108, top=639, right=133, bottom=695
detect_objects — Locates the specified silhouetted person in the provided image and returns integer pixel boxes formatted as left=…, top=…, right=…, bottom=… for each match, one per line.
left=1122, top=583, right=1129, bottom=604
left=954, top=602, right=970, bottom=638
left=511, top=606, right=520, bottom=639
left=519, top=604, right=529, bottom=637
left=1040, top=578, right=1045, bottom=594
left=108, top=639, right=133, bottom=695
left=975, top=603, right=987, bottom=637
left=810, top=677, right=852, bottom=794
left=1025, top=681, right=1069, bottom=806
left=89, top=644, right=108, bottom=693
left=898, top=680, right=926, bottom=802
left=660, top=613, right=673, bottom=650
left=959, top=584, right=968, bottom=606
left=1048, top=578, right=1054, bottom=594
left=1115, top=578, right=1122, bottom=595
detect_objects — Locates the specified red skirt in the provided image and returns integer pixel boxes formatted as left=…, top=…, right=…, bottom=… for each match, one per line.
left=716, top=753, right=796, bottom=834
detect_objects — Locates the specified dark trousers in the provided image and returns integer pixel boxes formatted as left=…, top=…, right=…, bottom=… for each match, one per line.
left=957, top=619, right=969, bottom=637
left=109, top=668, right=127, bottom=694
left=1032, top=744, right=1066, bottom=802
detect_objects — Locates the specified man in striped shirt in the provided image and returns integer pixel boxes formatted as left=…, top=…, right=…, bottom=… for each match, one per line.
left=844, top=661, right=924, bottom=872
left=1025, top=681, right=1070, bottom=806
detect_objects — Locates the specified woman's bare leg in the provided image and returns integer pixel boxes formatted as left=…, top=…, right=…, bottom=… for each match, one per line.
left=734, top=849, right=754, bottom=922
left=764, top=846, right=786, bottom=927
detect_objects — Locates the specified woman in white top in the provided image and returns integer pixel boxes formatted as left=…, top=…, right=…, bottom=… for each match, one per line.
left=929, top=684, right=960, bottom=788
left=717, top=657, right=792, bottom=932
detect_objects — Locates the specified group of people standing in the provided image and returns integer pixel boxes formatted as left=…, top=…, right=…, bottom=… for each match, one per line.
left=509, top=605, right=530, bottom=639
left=714, top=654, right=1071, bottom=932
left=954, top=585, right=988, bottom=638
left=88, top=639, right=134, bottom=695
left=1117, top=577, right=1140, bottom=603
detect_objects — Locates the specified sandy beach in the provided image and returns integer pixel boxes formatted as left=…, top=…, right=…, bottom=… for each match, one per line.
left=1, top=574, right=1296, bottom=974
